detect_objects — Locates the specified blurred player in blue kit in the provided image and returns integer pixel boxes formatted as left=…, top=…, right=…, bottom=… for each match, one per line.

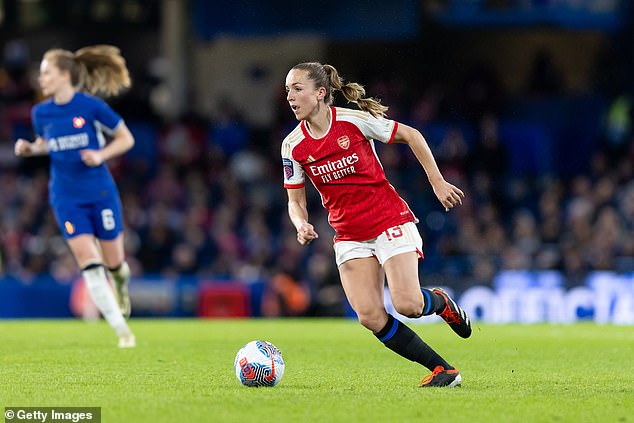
left=15, top=45, right=135, bottom=348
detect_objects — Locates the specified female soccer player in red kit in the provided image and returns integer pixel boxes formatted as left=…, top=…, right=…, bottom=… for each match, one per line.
left=282, top=62, right=471, bottom=387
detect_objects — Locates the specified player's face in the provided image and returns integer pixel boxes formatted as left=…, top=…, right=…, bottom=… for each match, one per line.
left=285, top=69, right=323, bottom=121
left=38, top=59, right=69, bottom=97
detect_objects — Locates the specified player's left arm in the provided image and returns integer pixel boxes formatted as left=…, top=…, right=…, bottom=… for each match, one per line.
left=392, top=123, right=464, bottom=211
left=80, top=121, right=135, bottom=167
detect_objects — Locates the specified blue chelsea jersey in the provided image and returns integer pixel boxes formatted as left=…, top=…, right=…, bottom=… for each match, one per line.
left=32, top=92, right=122, bottom=205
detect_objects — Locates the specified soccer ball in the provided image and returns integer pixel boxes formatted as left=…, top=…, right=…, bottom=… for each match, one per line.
left=234, top=340, right=285, bottom=387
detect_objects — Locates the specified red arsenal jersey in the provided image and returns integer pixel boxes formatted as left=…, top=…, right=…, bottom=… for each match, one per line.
left=282, top=106, right=417, bottom=242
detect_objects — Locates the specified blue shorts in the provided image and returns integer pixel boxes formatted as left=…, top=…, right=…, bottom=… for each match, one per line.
left=51, top=192, right=124, bottom=241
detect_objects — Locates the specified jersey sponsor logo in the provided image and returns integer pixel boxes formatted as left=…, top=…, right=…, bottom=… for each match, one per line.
left=47, top=133, right=89, bottom=152
left=73, top=117, right=86, bottom=128
left=308, top=153, right=359, bottom=183
left=282, top=158, right=294, bottom=179
left=337, top=135, right=350, bottom=150
left=308, top=153, right=359, bottom=177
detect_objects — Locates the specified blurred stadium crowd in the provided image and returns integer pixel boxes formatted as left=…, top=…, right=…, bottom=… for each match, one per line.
left=1, top=29, right=633, bottom=316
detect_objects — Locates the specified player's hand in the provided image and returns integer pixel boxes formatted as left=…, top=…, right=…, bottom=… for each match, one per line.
left=80, top=149, right=104, bottom=167
left=297, top=222, right=318, bottom=246
left=14, top=139, right=33, bottom=157
left=433, top=180, right=465, bottom=212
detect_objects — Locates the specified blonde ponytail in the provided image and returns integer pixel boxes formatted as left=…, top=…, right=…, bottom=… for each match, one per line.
left=43, top=45, right=131, bottom=98
left=74, top=45, right=130, bottom=97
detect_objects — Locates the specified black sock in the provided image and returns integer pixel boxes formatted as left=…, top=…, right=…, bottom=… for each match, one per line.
left=374, top=314, right=453, bottom=371
left=107, top=263, right=122, bottom=273
left=420, top=288, right=445, bottom=315
left=82, top=262, right=103, bottom=272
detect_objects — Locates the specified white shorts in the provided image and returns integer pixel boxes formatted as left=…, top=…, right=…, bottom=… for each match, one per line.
left=333, top=222, right=424, bottom=267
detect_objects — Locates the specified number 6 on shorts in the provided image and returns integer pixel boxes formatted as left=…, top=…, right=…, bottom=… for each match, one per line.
left=101, top=208, right=115, bottom=230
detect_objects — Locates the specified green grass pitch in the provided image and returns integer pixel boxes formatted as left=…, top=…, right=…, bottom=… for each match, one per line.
left=1, top=319, right=632, bottom=422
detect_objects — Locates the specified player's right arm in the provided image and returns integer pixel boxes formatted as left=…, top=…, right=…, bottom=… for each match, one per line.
left=14, top=137, right=49, bottom=157
left=287, top=187, right=318, bottom=246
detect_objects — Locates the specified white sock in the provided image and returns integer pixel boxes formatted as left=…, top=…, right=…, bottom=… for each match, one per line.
left=82, top=264, right=132, bottom=338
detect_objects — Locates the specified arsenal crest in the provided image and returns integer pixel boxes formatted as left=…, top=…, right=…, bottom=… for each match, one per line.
left=337, top=135, right=350, bottom=150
